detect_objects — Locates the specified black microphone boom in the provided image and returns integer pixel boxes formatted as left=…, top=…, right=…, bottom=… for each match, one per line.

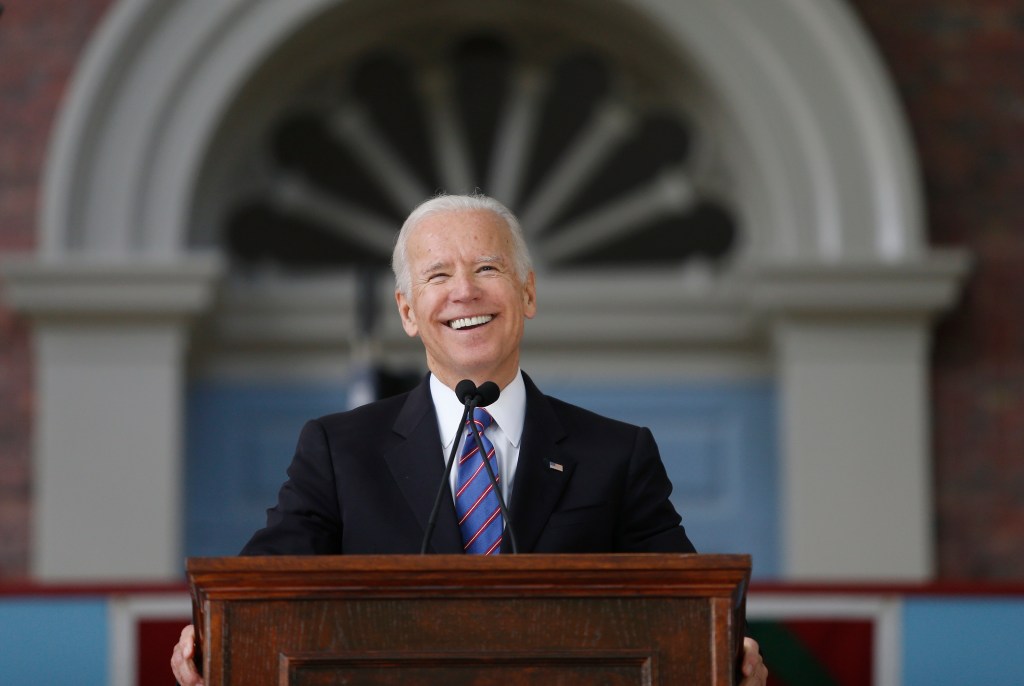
left=420, top=380, right=476, bottom=554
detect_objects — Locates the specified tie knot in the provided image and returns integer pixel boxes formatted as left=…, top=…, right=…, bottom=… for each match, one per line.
left=470, top=407, right=493, bottom=430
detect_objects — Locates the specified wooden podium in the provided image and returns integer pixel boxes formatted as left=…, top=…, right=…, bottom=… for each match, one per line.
left=187, top=554, right=750, bottom=685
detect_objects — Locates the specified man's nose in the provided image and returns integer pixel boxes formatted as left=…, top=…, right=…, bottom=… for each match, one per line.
left=449, top=270, right=480, bottom=299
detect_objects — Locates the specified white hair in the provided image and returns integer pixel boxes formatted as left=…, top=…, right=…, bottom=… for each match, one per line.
left=391, top=193, right=533, bottom=298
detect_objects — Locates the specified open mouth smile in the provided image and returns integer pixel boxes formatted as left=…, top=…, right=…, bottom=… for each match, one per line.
left=448, top=315, right=494, bottom=330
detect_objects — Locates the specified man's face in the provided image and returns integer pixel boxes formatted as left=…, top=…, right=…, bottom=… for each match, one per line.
left=396, top=209, right=537, bottom=389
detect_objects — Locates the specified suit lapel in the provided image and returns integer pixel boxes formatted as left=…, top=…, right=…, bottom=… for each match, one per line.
left=383, top=377, right=464, bottom=554
left=506, top=373, right=577, bottom=553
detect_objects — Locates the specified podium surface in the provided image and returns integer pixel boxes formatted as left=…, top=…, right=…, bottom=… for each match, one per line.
left=188, top=553, right=749, bottom=685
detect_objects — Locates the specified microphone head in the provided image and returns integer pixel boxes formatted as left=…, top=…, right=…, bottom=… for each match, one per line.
left=476, top=381, right=500, bottom=407
left=455, top=379, right=478, bottom=404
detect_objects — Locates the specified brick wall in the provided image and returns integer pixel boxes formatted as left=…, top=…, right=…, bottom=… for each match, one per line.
left=0, top=0, right=114, bottom=576
left=849, top=1, right=1024, bottom=578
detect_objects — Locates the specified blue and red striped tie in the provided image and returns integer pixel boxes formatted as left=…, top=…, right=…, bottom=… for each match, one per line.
left=455, top=408, right=503, bottom=555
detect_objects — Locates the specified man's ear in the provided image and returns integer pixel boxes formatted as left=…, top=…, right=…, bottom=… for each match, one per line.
left=523, top=271, right=537, bottom=319
left=395, top=290, right=419, bottom=337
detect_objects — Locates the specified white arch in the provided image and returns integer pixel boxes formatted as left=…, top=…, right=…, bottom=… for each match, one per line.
left=631, top=0, right=923, bottom=261
left=14, top=0, right=968, bottom=581
left=42, top=0, right=924, bottom=263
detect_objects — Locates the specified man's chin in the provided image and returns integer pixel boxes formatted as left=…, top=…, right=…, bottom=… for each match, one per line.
left=437, top=362, right=507, bottom=385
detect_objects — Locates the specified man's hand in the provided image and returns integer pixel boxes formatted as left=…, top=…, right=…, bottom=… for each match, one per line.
left=740, top=636, right=768, bottom=685
left=170, top=624, right=204, bottom=686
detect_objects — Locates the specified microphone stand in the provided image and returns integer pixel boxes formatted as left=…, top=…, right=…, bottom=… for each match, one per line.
left=420, top=391, right=475, bottom=554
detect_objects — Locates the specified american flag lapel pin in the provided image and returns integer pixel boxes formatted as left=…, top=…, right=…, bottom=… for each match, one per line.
left=548, top=461, right=564, bottom=472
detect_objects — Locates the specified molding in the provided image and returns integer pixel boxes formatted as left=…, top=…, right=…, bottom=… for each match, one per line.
left=197, top=251, right=969, bottom=355
left=1, top=255, right=224, bottom=321
left=1, top=249, right=967, bottom=347
left=747, top=249, right=972, bottom=318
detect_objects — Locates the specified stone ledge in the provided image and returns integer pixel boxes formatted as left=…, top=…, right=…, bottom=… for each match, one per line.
left=1, top=255, right=224, bottom=321
left=745, top=249, right=971, bottom=317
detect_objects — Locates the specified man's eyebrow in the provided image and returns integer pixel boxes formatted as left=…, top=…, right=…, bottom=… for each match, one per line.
left=416, top=255, right=506, bottom=277
left=419, top=260, right=450, bottom=276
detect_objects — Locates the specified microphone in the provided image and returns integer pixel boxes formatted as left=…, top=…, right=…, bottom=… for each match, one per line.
left=455, top=379, right=479, bottom=404
left=419, top=379, right=517, bottom=554
left=462, top=380, right=500, bottom=407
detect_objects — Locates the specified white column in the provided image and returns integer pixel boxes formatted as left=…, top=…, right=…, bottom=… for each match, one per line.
left=753, top=254, right=968, bottom=580
left=775, top=317, right=931, bottom=578
left=3, top=258, right=221, bottom=580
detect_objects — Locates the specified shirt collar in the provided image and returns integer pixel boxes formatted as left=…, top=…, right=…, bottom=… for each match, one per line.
left=430, top=371, right=526, bottom=450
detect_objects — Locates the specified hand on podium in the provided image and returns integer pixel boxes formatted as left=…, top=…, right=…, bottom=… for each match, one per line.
left=170, top=624, right=203, bottom=686
left=740, top=637, right=768, bottom=685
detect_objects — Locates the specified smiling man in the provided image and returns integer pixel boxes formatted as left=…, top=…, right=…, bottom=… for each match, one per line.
left=171, top=194, right=766, bottom=685
left=394, top=199, right=537, bottom=391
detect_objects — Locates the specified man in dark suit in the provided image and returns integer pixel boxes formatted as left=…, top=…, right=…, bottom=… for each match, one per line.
left=239, top=370, right=693, bottom=556
left=172, top=194, right=766, bottom=685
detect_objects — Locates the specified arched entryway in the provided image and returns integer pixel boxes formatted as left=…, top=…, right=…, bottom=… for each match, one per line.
left=3, top=0, right=966, bottom=580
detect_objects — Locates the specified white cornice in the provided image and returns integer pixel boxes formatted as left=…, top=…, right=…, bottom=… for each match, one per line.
left=1, top=255, right=223, bottom=321
left=747, top=250, right=971, bottom=318
left=186, top=250, right=971, bottom=358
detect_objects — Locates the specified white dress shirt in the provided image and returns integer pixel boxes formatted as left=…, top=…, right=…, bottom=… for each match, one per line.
left=429, top=370, right=526, bottom=504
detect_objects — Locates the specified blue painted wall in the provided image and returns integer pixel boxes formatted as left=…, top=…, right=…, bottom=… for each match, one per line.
left=0, top=597, right=108, bottom=684
left=184, top=378, right=779, bottom=576
left=903, top=597, right=1024, bottom=684
left=549, top=380, right=779, bottom=578
left=185, top=383, right=349, bottom=558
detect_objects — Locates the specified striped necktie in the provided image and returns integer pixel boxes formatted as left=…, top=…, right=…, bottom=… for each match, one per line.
left=455, top=408, right=503, bottom=555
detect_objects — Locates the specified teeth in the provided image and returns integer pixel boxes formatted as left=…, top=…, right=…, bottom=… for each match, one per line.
left=449, top=315, right=493, bottom=330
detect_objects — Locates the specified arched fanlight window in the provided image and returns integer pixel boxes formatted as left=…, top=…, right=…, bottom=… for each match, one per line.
left=224, top=31, right=737, bottom=272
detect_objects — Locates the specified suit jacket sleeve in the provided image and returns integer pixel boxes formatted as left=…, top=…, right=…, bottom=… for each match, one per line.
left=615, top=425, right=696, bottom=553
left=240, top=419, right=343, bottom=555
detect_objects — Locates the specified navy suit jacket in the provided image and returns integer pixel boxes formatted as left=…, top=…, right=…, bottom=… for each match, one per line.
left=241, top=372, right=695, bottom=555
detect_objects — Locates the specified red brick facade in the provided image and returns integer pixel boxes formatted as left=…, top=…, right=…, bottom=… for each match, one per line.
left=849, top=1, right=1024, bottom=579
left=0, top=0, right=116, bottom=576
left=1, top=1, right=1021, bottom=578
